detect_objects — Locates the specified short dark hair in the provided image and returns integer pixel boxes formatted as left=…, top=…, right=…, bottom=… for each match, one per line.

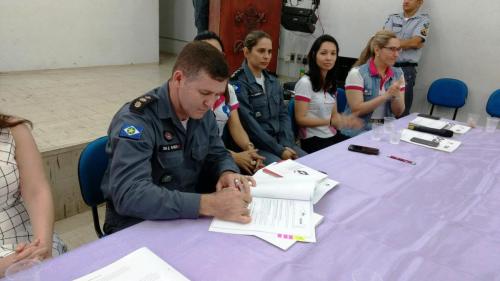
left=193, top=31, right=225, bottom=52
left=243, top=30, right=271, bottom=52
left=172, top=41, right=229, bottom=82
left=307, top=34, right=339, bottom=92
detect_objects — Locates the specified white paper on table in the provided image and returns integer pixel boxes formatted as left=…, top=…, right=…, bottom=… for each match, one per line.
left=400, top=129, right=461, bottom=152
left=312, top=178, right=339, bottom=205
left=410, top=117, right=471, bottom=134
left=210, top=196, right=314, bottom=239
left=254, top=213, right=324, bottom=250
left=264, top=159, right=328, bottom=182
left=73, top=247, right=190, bottom=281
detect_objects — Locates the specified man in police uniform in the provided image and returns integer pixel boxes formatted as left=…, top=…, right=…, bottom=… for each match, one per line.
left=384, top=0, right=430, bottom=116
left=101, top=41, right=254, bottom=234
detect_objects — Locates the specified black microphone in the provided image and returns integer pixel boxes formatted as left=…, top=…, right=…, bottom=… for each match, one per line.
left=408, top=124, right=454, bottom=138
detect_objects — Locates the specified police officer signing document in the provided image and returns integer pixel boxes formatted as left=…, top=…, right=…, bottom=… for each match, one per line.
left=101, top=42, right=254, bottom=234
left=384, top=0, right=429, bottom=116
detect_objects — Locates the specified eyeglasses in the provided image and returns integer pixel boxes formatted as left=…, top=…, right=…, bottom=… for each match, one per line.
left=383, top=46, right=402, bottom=53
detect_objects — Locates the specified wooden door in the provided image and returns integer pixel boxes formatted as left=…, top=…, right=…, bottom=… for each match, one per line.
left=209, top=0, right=282, bottom=74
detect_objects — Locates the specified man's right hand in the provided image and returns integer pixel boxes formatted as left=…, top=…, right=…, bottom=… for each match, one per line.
left=199, top=187, right=252, bottom=224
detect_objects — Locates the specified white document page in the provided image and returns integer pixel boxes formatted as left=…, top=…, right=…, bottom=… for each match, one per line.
left=73, top=247, right=190, bottom=281
left=265, top=159, right=328, bottom=182
left=401, top=129, right=461, bottom=152
left=210, top=196, right=314, bottom=238
left=251, top=176, right=317, bottom=200
left=312, top=178, right=339, bottom=205
left=411, top=117, right=471, bottom=134
left=255, top=213, right=324, bottom=250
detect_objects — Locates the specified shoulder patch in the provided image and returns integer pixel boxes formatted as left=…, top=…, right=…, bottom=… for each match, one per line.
left=231, top=82, right=241, bottom=94
left=129, top=94, right=158, bottom=114
left=119, top=124, right=143, bottom=140
left=230, top=68, right=244, bottom=79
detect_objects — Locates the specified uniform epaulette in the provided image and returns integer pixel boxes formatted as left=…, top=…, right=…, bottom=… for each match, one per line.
left=230, top=68, right=243, bottom=80
left=420, top=13, right=429, bottom=17
left=389, top=13, right=399, bottom=16
left=129, top=94, right=158, bottom=114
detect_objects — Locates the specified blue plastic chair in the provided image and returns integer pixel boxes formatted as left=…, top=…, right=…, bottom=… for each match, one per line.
left=486, top=89, right=500, bottom=117
left=427, top=78, right=468, bottom=120
left=336, top=87, right=347, bottom=113
left=78, top=136, right=108, bottom=238
left=288, top=98, right=299, bottom=139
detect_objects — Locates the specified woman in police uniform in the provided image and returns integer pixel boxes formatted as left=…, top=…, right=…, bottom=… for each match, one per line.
left=230, top=30, right=306, bottom=164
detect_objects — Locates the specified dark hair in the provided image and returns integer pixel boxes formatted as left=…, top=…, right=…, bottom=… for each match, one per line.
left=354, top=30, right=397, bottom=67
left=0, top=113, right=33, bottom=129
left=307, top=34, right=339, bottom=92
left=194, top=31, right=225, bottom=52
left=243, top=30, right=271, bottom=52
left=172, top=41, right=229, bottom=81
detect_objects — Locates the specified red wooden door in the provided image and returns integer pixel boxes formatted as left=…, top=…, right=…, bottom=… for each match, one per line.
left=209, top=0, right=282, bottom=74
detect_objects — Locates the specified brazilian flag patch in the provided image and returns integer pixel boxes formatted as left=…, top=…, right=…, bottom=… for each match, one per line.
left=119, top=124, right=144, bottom=140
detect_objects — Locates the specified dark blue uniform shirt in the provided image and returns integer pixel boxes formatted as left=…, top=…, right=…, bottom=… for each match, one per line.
left=101, top=83, right=238, bottom=233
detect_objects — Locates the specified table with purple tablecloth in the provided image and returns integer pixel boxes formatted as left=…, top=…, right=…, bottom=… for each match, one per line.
left=34, top=115, right=500, bottom=280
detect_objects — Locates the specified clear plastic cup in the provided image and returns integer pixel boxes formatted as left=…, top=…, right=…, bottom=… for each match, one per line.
left=370, top=123, right=383, bottom=141
left=383, top=117, right=395, bottom=134
left=485, top=116, right=499, bottom=132
left=5, top=259, right=41, bottom=281
left=466, top=113, right=480, bottom=128
left=351, top=269, right=383, bottom=281
left=390, top=128, right=403, bottom=144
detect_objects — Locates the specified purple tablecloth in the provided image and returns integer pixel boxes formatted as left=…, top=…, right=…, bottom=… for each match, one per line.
left=26, top=115, right=500, bottom=280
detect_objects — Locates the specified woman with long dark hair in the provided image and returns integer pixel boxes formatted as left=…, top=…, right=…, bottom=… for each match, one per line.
left=294, top=35, right=362, bottom=153
left=0, top=113, right=66, bottom=276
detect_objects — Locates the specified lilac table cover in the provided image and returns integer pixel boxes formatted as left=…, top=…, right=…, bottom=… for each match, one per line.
left=27, top=115, right=500, bottom=280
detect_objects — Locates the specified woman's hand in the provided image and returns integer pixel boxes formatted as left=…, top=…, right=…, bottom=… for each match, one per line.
left=233, top=149, right=266, bottom=174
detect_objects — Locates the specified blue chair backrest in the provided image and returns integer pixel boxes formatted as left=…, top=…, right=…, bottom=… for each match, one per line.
left=288, top=98, right=299, bottom=138
left=486, top=89, right=500, bottom=117
left=78, top=136, right=108, bottom=207
left=427, top=78, right=468, bottom=108
left=336, top=88, right=347, bottom=113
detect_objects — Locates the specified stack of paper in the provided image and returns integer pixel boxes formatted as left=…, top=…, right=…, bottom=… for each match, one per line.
left=74, top=247, right=190, bottom=281
left=400, top=128, right=462, bottom=152
left=209, top=160, right=339, bottom=250
left=410, top=116, right=471, bottom=134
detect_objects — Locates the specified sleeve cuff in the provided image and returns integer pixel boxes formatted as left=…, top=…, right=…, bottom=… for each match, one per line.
left=180, top=192, right=202, bottom=219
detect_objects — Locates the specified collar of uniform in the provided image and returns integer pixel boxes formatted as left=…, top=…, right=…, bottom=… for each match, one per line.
left=369, top=58, right=394, bottom=78
left=157, top=82, right=174, bottom=120
left=157, top=81, right=202, bottom=132
left=399, top=10, right=424, bottom=20
left=241, top=60, right=276, bottom=84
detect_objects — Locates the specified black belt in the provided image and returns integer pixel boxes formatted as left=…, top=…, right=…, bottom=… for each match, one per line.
left=394, top=62, right=418, bottom=67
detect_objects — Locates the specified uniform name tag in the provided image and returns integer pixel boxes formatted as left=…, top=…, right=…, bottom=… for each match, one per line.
left=393, top=23, right=403, bottom=27
left=159, top=144, right=182, bottom=152
left=250, top=92, right=263, bottom=98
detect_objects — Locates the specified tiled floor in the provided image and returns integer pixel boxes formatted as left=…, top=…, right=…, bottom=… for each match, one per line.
left=0, top=54, right=175, bottom=153
left=1, top=53, right=176, bottom=250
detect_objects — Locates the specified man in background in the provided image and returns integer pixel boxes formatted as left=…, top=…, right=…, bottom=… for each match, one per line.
left=384, top=0, right=430, bottom=116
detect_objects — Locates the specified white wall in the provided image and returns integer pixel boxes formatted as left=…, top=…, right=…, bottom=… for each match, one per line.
left=0, top=0, right=159, bottom=72
left=278, top=0, right=500, bottom=122
left=159, top=0, right=197, bottom=54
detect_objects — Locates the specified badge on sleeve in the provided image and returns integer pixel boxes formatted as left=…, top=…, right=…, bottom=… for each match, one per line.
left=119, top=124, right=143, bottom=140
left=233, top=83, right=241, bottom=94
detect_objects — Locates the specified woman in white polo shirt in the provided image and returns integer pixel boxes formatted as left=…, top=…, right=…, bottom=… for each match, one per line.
left=294, top=35, right=362, bottom=153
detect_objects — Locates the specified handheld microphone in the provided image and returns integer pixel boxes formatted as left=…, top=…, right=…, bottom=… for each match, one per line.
left=408, top=124, right=454, bottom=138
